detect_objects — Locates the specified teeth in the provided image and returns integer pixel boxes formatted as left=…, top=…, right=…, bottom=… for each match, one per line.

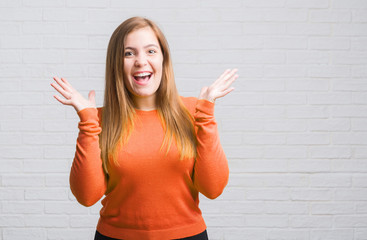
left=134, top=72, right=151, bottom=77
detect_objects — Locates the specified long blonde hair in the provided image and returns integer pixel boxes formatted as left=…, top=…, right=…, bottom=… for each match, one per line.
left=100, top=17, right=197, bottom=175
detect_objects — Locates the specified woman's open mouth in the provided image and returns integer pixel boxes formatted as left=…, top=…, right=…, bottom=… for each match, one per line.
left=133, top=72, right=152, bottom=86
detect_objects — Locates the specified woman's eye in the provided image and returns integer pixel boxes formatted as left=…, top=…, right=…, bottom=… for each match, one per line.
left=148, top=49, right=156, bottom=54
left=124, top=51, right=133, bottom=57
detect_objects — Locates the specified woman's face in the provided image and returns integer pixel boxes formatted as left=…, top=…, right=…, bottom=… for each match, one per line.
left=123, top=27, right=163, bottom=103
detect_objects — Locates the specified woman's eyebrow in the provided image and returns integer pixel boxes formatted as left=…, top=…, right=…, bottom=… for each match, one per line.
left=125, top=44, right=159, bottom=50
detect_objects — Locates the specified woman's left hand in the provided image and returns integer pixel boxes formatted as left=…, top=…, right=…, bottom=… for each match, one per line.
left=199, top=68, right=238, bottom=103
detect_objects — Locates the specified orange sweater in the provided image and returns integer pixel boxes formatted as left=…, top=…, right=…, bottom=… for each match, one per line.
left=70, top=97, right=229, bottom=240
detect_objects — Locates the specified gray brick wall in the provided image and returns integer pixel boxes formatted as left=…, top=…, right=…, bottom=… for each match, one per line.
left=1, top=0, right=367, bottom=239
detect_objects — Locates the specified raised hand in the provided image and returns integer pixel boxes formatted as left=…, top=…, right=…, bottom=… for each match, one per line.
left=199, top=68, right=238, bottom=103
left=51, top=77, right=96, bottom=112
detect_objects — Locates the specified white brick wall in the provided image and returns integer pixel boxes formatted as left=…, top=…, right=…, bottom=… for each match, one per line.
left=0, top=0, right=366, bottom=239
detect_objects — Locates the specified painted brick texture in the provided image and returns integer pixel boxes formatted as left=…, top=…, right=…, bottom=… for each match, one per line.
left=1, top=0, right=367, bottom=239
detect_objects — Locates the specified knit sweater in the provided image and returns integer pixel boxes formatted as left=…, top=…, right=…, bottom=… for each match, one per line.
left=70, top=97, right=229, bottom=240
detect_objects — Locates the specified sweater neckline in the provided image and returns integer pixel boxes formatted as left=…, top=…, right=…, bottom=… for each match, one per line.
left=134, top=108, right=158, bottom=115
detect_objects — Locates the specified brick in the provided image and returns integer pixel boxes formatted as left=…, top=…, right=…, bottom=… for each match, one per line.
left=287, top=133, right=329, bottom=145
left=47, top=229, right=92, bottom=240
left=310, top=146, right=352, bottom=159
left=246, top=189, right=290, bottom=200
left=0, top=215, right=24, bottom=227
left=203, top=215, right=244, bottom=227
left=0, top=146, right=43, bottom=159
left=333, top=0, right=367, bottom=9
left=352, top=37, right=367, bottom=50
left=309, top=93, right=352, bottom=105
left=309, top=119, right=350, bottom=131
left=23, top=0, right=64, bottom=7
left=291, top=189, right=333, bottom=201
left=310, top=10, right=352, bottom=23
left=310, top=173, right=352, bottom=187
left=335, top=189, right=367, bottom=200
left=309, top=37, right=350, bottom=50
left=0, top=133, right=22, bottom=145
left=25, top=188, right=68, bottom=200
left=3, top=228, right=45, bottom=240
left=1, top=36, right=42, bottom=49
left=224, top=228, right=266, bottom=240
left=355, top=229, right=367, bottom=240
left=242, top=133, right=286, bottom=145
left=311, top=229, right=354, bottom=240
left=334, top=24, right=367, bottom=36
left=286, top=0, right=329, bottom=8
left=286, top=78, right=329, bottom=91
left=333, top=133, right=367, bottom=145
left=44, top=36, right=88, bottom=49
left=2, top=201, right=44, bottom=214
left=69, top=215, right=99, bottom=227
left=23, top=133, right=65, bottom=145
left=0, top=50, right=21, bottom=63
left=332, top=51, right=367, bottom=64
left=43, top=8, right=87, bottom=22
left=290, top=216, right=332, bottom=228
left=243, top=0, right=285, bottom=7
left=288, top=159, right=331, bottom=173
left=265, top=202, right=308, bottom=214
left=2, top=175, right=44, bottom=187
left=311, top=203, right=355, bottom=214
left=0, top=189, right=24, bottom=201
left=243, top=23, right=286, bottom=35
left=263, top=146, right=307, bottom=159
left=23, top=50, right=64, bottom=64
left=353, top=93, right=367, bottom=104
left=264, top=65, right=306, bottom=77
left=22, top=22, right=66, bottom=34
left=0, top=8, right=42, bottom=21
left=66, top=0, right=107, bottom=8
left=287, top=51, right=329, bottom=64
left=264, top=119, right=307, bottom=132
left=333, top=79, right=367, bottom=91
left=246, top=215, right=289, bottom=228
left=287, top=23, right=331, bottom=35
left=45, top=174, right=69, bottom=187
left=25, top=215, right=68, bottom=227
left=335, top=216, right=367, bottom=227
left=264, top=93, right=307, bottom=105
left=286, top=106, right=329, bottom=119
left=333, top=160, right=367, bottom=172
left=24, top=160, right=70, bottom=173
left=309, top=66, right=350, bottom=78
left=0, top=160, right=23, bottom=173
left=332, top=106, right=367, bottom=117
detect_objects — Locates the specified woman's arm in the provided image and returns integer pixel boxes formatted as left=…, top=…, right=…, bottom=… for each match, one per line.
left=51, top=77, right=106, bottom=206
left=70, top=107, right=107, bottom=206
left=193, top=69, right=238, bottom=199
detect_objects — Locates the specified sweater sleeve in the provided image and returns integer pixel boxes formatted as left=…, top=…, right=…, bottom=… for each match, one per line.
left=69, top=107, right=107, bottom=207
left=193, top=99, right=229, bottom=199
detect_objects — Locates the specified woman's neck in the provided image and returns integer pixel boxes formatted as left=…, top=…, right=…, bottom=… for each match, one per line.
left=132, top=95, right=157, bottom=111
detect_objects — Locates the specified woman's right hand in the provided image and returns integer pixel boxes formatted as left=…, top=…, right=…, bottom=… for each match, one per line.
left=51, top=77, right=96, bottom=112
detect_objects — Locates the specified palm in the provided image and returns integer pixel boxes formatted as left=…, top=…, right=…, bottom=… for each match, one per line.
left=51, top=77, right=96, bottom=112
left=199, top=69, right=238, bottom=103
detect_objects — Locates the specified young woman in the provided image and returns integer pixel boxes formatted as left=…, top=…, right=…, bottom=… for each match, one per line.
left=51, top=17, right=238, bottom=240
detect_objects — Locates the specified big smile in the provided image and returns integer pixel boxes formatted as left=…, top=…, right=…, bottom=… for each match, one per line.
left=133, top=72, right=152, bottom=86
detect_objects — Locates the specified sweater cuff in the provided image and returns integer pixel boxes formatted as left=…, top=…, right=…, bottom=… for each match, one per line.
left=77, top=108, right=99, bottom=122
left=196, top=99, right=215, bottom=116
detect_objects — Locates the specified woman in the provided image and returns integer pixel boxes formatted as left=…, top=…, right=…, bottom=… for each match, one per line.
left=51, top=17, right=238, bottom=240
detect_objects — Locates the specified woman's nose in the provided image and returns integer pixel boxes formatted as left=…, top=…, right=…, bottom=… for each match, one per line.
left=134, top=55, right=148, bottom=67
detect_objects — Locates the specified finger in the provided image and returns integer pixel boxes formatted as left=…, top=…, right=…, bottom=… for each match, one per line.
left=88, top=90, right=96, bottom=104
left=223, top=68, right=238, bottom=81
left=53, top=95, right=71, bottom=105
left=60, top=77, right=73, bottom=89
left=53, top=77, right=72, bottom=92
left=216, top=87, right=235, bottom=99
left=221, top=74, right=238, bottom=90
left=50, top=82, right=71, bottom=100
